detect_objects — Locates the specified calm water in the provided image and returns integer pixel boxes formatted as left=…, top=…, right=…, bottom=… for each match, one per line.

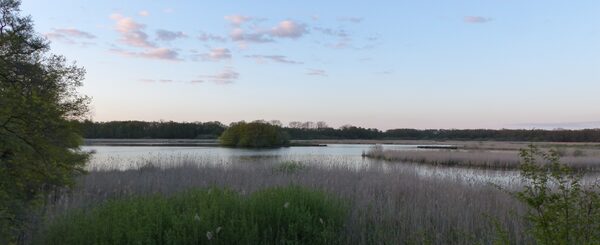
left=83, top=144, right=523, bottom=186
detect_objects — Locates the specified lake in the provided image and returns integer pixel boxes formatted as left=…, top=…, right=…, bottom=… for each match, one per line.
left=83, top=144, right=523, bottom=186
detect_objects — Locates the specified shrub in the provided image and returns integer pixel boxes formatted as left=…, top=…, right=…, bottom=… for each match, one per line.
left=39, top=186, right=347, bottom=244
left=513, top=145, right=600, bottom=244
left=219, top=121, right=290, bottom=148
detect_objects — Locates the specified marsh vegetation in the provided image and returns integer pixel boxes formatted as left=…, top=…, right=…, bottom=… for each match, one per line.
left=364, top=144, right=600, bottom=171
left=32, top=159, right=527, bottom=244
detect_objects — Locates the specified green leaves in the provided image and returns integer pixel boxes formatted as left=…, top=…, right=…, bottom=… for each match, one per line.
left=219, top=121, right=290, bottom=148
left=514, top=145, right=600, bottom=245
left=0, top=0, right=90, bottom=242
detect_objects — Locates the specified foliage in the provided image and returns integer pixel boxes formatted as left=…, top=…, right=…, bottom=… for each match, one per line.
left=39, top=186, right=348, bottom=245
left=78, top=120, right=226, bottom=139
left=0, top=0, right=89, bottom=243
left=219, top=121, right=290, bottom=148
left=513, top=145, right=600, bottom=244
left=79, top=120, right=600, bottom=142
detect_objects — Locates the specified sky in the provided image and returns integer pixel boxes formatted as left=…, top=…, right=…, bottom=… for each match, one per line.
left=21, top=0, right=600, bottom=130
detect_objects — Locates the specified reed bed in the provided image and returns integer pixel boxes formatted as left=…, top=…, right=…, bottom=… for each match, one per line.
left=364, top=146, right=600, bottom=171
left=32, top=159, right=531, bottom=244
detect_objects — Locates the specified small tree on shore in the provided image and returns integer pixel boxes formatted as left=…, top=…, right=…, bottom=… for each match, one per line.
left=513, top=145, right=600, bottom=244
left=0, top=0, right=90, bottom=243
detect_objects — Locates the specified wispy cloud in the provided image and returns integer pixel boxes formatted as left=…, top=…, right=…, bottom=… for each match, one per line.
left=338, top=16, right=363, bottom=23
left=138, top=10, right=150, bottom=17
left=46, top=28, right=96, bottom=39
left=245, top=55, right=302, bottom=64
left=224, top=15, right=255, bottom=26
left=464, top=16, right=493, bottom=24
left=201, top=67, right=239, bottom=84
left=156, top=29, right=187, bottom=41
left=230, top=27, right=273, bottom=43
left=314, top=27, right=348, bottom=38
left=45, top=28, right=96, bottom=45
left=110, top=13, right=155, bottom=48
left=227, top=18, right=308, bottom=45
left=306, top=68, right=327, bottom=76
left=196, top=48, right=232, bottom=61
left=198, top=32, right=227, bottom=42
left=112, top=47, right=180, bottom=61
left=139, top=78, right=205, bottom=84
left=326, top=37, right=352, bottom=49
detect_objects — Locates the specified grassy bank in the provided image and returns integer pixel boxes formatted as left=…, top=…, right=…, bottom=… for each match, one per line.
left=31, top=160, right=530, bottom=244
left=363, top=145, right=600, bottom=171
left=40, top=186, right=346, bottom=244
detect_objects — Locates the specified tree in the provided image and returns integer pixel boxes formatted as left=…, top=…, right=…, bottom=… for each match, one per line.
left=0, top=0, right=90, bottom=243
left=512, top=146, right=600, bottom=244
left=316, top=121, right=328, bottom=129
left=219, top=121, right=290, bottom=148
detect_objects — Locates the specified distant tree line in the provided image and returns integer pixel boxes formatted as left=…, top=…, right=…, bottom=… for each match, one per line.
left=79, top=120, right=226, bottom=139
left=77, top=120, right=600, bottom=142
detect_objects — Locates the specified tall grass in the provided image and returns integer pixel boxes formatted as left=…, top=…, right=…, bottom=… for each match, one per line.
left=32, top=160, right=531, bottom=244
left=364, top=145, right=600, bottom=171
left=40, top=186, right=346, bottom=244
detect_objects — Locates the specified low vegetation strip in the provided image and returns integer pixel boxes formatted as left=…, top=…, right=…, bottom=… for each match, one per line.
left=363, top=145, right=600, bottom=171
left=39, top=186, right=347, bottom=245
left=32, top=161, right=529, bottom=244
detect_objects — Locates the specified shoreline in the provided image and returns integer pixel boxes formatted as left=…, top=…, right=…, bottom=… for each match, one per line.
left=83, top=139, right=326, bottom=147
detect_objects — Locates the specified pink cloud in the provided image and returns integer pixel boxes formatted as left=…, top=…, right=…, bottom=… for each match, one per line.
left=245, top=55, right=302, bottom=64
left=45, top=28, right=96, bottom=46
left=224, top=15, right=254, bottom=26
left=139, top=10, right=150, bottom=17
left=156, top=29, right=187, bottom=41
left=112, top=47, right=180, bottom=61
left=464, top=16, right=493, bottom=24
left=110, top=13, right=155, bottom=48
left=198, top=32, right=227, bottom=42
left=229, top=27, right=273, bottom=43
left=46, top=28, right=96, bottom=39
left=201, top=67, right=239, bottom=84
left=270, top=20, right=307, bottom=39
left=198, top=48, right=232, bottom=61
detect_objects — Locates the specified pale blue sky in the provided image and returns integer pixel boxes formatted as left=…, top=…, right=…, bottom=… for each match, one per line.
left=22, top=0, right=600, bottom=129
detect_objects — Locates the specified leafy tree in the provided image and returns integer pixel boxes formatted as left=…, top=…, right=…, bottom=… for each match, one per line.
left=220, top=121, right=290, bottom=148
left=513, top=146, right=600, bottom=244
left=0, top=0, right=90, bottom=243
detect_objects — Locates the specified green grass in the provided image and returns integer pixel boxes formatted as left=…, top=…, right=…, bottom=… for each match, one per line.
left=272, top=161, right=307, bottom=174
left=38, top=186, right=347, bottom=245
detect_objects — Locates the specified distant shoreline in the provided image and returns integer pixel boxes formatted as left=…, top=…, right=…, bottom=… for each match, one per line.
left=84, top=138, right=600, bottom=150
left=83, top=139, right=326, bottom=147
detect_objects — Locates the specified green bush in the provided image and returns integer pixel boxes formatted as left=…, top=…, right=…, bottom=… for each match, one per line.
left=513, top=145, right=600, bottom=244
left=219, top=121, right=290, bottom=148
left=39, top=186, right=347, bottom=244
